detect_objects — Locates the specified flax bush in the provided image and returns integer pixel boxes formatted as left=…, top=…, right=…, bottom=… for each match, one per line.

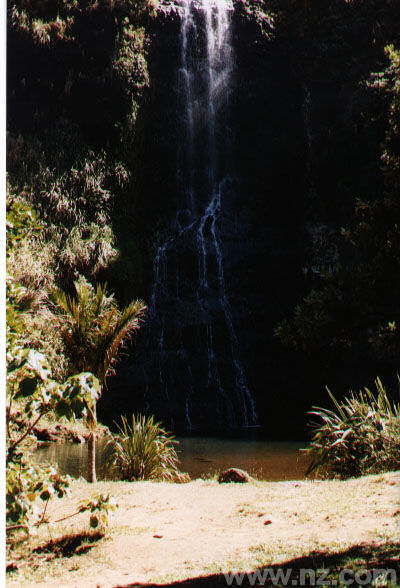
left=108, top=414, right=186, bottom=482
left=305, top=378, right=400, bottom=479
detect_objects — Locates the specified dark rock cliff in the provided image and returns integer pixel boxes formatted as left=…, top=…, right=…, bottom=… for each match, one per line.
left=100, top=0, right=312, bottom=436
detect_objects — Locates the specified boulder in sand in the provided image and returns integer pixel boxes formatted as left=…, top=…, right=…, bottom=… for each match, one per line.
left=218, top=468, right=250, bottom=483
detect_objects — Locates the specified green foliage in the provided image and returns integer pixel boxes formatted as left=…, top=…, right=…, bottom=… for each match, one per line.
left=7, top=191, right=47, bottom=262
left=6, top=195, right=43, bottom=246
left=6, top=0, right=146, bottom=531
left=7, top=0, right=152, bottom=293
left=7, top=279, right=100, bottom=449
left=49, top=278, right=147, bottom=385
left=58, top=223, right=117, bottom=280
left=9, top=1, right=76, bottom=46
left=8, top=146, right=120, bottom=283
left=6, top=337, right=100, bottom=457
left=113, top=23, right=149, bottom=131
left=304, top=378, right=400, bottom=479
left=36, top=150, right=115, bottom=229
left=6, top=193, right=54, bottom=293
left=6, top=353, right=100, bottom=533
left=6, top=461, right=71, bottom=531
left=235, top=0, right=275, bottom=40
left=276, top=44, right=400, bottom=363
left=6, top=276, right=34, bottom=349
left=77, top=494, right=118, bottom=530
left=6, top=343, right=100, bottom=532
left=7, top=204, right=102, bottom=531
left=7, top=461, right=117, bottom=533
left=48, top=278, right=146, bottom=481
left=372, top=44, right=400, bottom=193
left=7, top=193, right=70, bottom=380
left=108, top=414, right=185, bottom=481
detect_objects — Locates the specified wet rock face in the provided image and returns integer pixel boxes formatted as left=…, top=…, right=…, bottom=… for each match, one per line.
left=99, top=0, right=310, bottom=435
left=125, top=0, right=261, bottom=431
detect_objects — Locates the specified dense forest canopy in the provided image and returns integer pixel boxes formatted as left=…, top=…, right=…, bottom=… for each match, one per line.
left=6, top=0, right=400, bottom=435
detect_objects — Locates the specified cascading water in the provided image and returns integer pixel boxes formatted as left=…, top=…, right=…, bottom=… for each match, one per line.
left=145, top=0, right=257, bottom=430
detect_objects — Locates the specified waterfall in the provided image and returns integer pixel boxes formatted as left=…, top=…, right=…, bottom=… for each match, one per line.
left=146, top=0, right=257, bottom=430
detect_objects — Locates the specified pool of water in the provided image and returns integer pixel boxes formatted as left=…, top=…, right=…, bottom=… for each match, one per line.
left=32, top=436, right=311, bottom=481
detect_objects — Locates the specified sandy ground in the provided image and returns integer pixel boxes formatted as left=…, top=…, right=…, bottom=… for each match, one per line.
left=7, top=471, right=400, bottom=588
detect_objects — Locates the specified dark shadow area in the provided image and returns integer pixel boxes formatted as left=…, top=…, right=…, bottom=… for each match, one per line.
left=33, top=530, right=105, bottom=559
left=7, top=530, right=106, bottom=576
left=114, top=542, right=400, bottom=587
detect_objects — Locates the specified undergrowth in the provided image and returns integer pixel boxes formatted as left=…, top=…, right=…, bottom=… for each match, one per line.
left=305, top=378, right=400, bottom=479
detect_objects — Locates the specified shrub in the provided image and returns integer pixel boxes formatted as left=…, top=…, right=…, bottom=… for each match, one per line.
left=48, top=278, right=146, bottom=482
left=304, top=378, right=400, bottom=479
left=6, top=193, right=69, bottom=380
left=108, top=414, right=185, bottom=482
left=6, top=334, right=101, bottom=531
left=6, top=195, right=106, bottom=532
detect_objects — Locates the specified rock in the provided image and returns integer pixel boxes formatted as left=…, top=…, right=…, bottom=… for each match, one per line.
left=218, top=468, right=250, bottom=484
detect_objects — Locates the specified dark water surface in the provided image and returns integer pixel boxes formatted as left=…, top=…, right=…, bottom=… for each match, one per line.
left=32, top=437, right=311, bottom=481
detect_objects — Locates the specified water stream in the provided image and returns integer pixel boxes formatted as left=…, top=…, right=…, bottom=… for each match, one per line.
left=144, top=0, right=257, bottom=429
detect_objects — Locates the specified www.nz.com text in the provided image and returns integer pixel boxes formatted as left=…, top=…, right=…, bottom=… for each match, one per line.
left=223, top=567, right=397, bottom=586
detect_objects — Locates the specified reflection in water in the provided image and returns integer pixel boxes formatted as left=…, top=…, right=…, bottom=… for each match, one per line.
left=32, top=439, right=115, bottom=482
left=176, top=437, right=310, bottom=480
left=32, top=437, right=310, bottom=482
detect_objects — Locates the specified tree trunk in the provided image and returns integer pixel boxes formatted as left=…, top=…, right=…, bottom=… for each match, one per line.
left=88, top=431, right=96, bottom=483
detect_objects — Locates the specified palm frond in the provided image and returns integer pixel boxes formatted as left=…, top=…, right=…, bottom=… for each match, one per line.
left=100, top=300, right=146, bottom=382
left=49, top=279, right=146, bottom=386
